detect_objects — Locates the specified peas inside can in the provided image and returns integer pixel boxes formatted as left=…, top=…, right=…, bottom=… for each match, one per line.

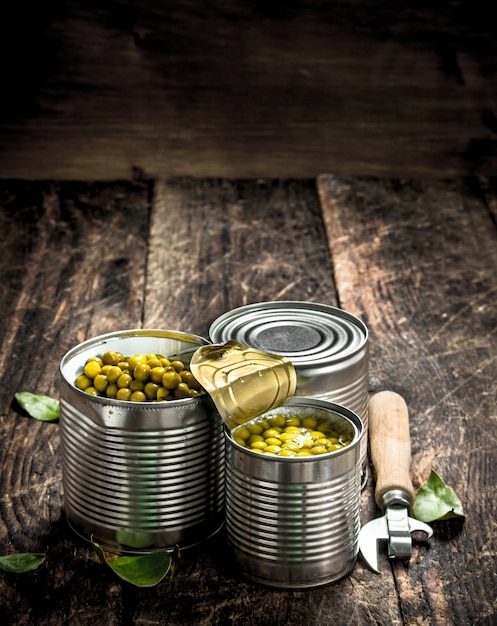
left=232, top=411, right=354, bottom=457
left=74, top=350, right=206, bottom=402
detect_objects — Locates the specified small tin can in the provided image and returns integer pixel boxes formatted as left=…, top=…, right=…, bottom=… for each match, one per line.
left=59, top=329, right=225, bottom=554
left=210, top=301, right=369, bottom=470
left=224, top=398, right=363, bottom=588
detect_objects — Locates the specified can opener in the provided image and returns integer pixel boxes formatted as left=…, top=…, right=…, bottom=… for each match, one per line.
left=359, top=391, right=433, bottom=573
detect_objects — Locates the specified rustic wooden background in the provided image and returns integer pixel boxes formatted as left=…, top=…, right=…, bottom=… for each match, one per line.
left=1, top=1, right=497, bottom=624
left=1, top=0, right=496, bottom=180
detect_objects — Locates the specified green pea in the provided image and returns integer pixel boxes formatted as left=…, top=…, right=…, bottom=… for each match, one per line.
left=106, top=366, right=122, bottom=384
left=146, top=355, right=162, bottom=369
left=106, top=384, right=118, bottom=398
left=83, top=361, right=101, bottom=379
left=310, top=446, right=328, bottom=455
left=236, top=428, right=251, bottom=441
left=173, top=382, right=193, bottom=399
left=250, top=440, right=267, bottom=450
left=116, top=388, right=132, bottom=401
left=150, top=367, right=165, bottom=383
left=170, top=360, right=185, bottom=373
left=117, top=373, right=132, bottom=389
left=262, top=429, right=281, bottom=440
left=134, top=363, right=151, bottom=382
left=93, top=374, right=109, bottom=393
left=162, top=370, right=181, bottom=390
left=144, top=382, right=159, bottom=400
left=125, top=354, right=143, bottom=373
left=76, top=374, right=92, bottom=391
left=102, top=351, right=122, bottom=366
left=129, top=379, right=144, bottom=392
left=156, top=387, right=170, bottom=401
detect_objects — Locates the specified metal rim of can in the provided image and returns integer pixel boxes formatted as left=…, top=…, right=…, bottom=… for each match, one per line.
left=209, top=301, right=368, bottom=367
left=59, top=328, right=210, bottom=407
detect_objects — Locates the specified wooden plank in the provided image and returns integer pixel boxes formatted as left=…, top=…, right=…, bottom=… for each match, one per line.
left=1, top=1, right=496, bottom=180
left=145, top=177, right=339, bottom=336
left=0, top=181, right=150, bottom=626
left=317, top=174, right=497, bottom=625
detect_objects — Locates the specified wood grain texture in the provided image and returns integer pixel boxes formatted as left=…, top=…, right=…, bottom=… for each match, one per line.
left=145, top=177, right=338, bottom=335
left=1, top=1, right=496, bottom=180
left=318, top=173, right=497, bottom=625
left=0, top=180, right=150, bottom=626
left=1, top=175, right=496, bottom=624
left=369, top=390, right=416, bottom=508
left=0, top=177, right=394, bottom=626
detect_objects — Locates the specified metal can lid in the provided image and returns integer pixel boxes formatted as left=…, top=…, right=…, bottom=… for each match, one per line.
left=191, top=340, right=297, bottom=430
left=209, top=301, right=368, bottom=367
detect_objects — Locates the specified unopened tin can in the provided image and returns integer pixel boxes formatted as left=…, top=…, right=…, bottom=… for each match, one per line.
left=225, top=398, right=363, bottom=588
left=59, top=329, right=225, bottom=554
left=210, top=301, right=369, bottom=469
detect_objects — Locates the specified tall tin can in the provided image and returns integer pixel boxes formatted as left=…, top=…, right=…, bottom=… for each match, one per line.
left=210, top=301, right=369, bottom=472
left=225, top=398, right=363, bottom=588
left=59, top=329, right=225, bottom=554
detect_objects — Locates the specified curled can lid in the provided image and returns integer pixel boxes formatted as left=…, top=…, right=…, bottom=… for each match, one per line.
left=191, top=340, right=296, bottom=430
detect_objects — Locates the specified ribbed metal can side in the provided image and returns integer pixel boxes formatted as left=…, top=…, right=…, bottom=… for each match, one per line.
left=59, top=329, right=225, bottom=554
left=224, top=398, right=363, bottom=589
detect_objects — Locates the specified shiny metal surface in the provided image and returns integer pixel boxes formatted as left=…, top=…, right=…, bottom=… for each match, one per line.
left=224, top=398, right=363, bottom=588
left=59, top=329, right=225, bottom=554
left=210, top=301, right=369, bottom=467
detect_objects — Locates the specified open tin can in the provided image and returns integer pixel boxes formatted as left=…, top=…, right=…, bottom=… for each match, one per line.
left=224, top=397, right=363, bottom=588
left=210, top=301, right=369, bottom=473
left=59, top=329, right=225, bottom=554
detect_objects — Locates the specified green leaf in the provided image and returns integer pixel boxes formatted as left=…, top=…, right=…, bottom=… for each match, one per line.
left=0, top=553, right=47, bottom=573
left=91, top=537, right=172, bottom=587
left=413, top=470, right=465, bottom=522
left=15, top=392, right=60, bottom=421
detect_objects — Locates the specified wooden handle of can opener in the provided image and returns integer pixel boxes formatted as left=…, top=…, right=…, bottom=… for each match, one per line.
left=368, top=391, right=416, bottom=509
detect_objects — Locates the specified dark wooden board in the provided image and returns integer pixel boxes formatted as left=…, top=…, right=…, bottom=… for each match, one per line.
left=318, top=174, right=497, bottom=625
left=1, top=1, right=496, bottom=180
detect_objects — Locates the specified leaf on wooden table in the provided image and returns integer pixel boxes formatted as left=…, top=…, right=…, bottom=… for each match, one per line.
left=0, top=552, right=47, bottom=573
left=91, top=537, right=172, bottom=587
left=15, top=392, right=60, bottom=421
left=413, top=470, right=465, bottom=522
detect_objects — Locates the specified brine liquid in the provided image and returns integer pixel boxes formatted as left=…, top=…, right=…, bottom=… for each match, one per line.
left=232, top=411, right=354, bottom=457
left=190, top=340, right=296, bottom=429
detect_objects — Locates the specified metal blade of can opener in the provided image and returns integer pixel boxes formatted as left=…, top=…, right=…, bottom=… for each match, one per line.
left=359, top=390, right=433, bottom=573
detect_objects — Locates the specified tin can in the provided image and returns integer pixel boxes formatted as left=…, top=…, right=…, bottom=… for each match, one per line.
left=224, top=398, right=363, bottom=588
left=210, top=301, right=369, bottom=469
left=59, top=329, right=225, bottom=554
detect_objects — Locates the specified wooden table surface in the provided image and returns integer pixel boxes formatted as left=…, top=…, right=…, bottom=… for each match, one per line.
left=1, top=175, right=496, bottom=625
